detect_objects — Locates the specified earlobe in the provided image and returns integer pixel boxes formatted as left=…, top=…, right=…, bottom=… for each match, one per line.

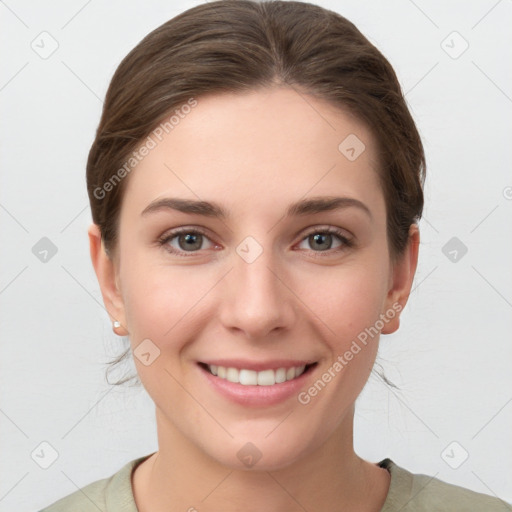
left=381, top=224, right=420, bottom=335
left=87, top=223, right=129, bottom=336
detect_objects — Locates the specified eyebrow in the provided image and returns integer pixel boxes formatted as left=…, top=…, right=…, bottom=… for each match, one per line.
left=141, top=195, right=372, bottom=220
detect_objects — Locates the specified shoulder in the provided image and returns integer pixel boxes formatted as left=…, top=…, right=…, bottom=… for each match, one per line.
left=38, top=454, right=153, bottom=512
left=38, top=473, right=112, bottom=512
left=380, top=458, right=512, bottom=512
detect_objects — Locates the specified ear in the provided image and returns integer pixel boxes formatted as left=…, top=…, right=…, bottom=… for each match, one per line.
left=88, top=223, right=129, bottom=335
left=380, top=224, right=420, bottom=335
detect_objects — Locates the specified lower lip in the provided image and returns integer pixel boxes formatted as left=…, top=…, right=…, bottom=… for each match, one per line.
left=199, top=364, right=315, bottom=407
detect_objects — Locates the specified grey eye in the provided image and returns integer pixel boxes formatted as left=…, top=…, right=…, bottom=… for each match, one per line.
left=298, top=232, right=344, bottom=252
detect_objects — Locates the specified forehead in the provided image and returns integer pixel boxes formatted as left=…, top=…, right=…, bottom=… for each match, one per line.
left=121, top=86, right=385, bottom=221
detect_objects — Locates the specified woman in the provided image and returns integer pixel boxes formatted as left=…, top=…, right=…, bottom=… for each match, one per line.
left=40, top=1, right=511, bottom=510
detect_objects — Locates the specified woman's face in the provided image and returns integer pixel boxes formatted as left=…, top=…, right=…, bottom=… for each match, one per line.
left=92, top=86, right=417, bottom=470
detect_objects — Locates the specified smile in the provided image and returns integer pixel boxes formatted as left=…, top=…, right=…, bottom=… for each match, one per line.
left=204, top=364, right=310, bottom=386
left=197, top=360, right=318, bottom=406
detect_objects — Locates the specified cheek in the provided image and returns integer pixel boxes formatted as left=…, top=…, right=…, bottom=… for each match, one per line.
left=120, top=255, right=209, bottom=339
left=298, top=259, right=389, bottom=342
left=119, top=262, right=202, bottom=397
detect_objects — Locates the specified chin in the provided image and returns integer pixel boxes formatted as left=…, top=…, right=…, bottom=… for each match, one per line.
left=202, top=432, right=314, bottom=473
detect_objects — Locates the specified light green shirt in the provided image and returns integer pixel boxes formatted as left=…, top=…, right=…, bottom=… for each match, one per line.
left=39, top=453, right=512, bottom=511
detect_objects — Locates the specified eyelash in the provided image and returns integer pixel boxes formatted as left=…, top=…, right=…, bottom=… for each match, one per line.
left=157, top=226, right=354, bottom=258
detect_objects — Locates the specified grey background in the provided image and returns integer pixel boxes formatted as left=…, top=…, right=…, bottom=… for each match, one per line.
left=1, top=1, right=511, bottom=510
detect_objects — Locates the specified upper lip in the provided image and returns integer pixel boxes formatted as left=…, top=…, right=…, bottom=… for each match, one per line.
left=199, top=359, right=317, bottom=372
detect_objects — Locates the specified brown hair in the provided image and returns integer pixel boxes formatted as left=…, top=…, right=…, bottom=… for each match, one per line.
left=87, top=0, right=425, bottom=386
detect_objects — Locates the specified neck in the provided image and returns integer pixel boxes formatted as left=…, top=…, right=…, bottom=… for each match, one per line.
left=132, top=404, right=390, bottom=512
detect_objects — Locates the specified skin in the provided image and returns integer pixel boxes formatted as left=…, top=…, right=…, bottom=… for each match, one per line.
left=89, top=86, right=419, bottom=512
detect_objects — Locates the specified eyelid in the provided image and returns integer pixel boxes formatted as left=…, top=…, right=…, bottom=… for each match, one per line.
left=299, top=225, right=352, bottom=241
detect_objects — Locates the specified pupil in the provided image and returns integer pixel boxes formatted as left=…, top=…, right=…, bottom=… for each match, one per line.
left=311, top=233, right=331, bottom=251
left=180, top=233, right=201, bottom=251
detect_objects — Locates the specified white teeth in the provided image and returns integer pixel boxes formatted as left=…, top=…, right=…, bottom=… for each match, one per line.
left=239, top=369, right=258, bottom=385
left=275, top=367, right=286, bottom=383
left=206, top=364, right=308, bottom=385
left=295, top=365, right=305, bottom=377
left=226, top=367, right=239, bottom=383
left=257, top=369, right=275, bottom=386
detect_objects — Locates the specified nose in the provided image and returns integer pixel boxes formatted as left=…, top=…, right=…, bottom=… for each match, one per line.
left=217, top=245, right=297, bottom=341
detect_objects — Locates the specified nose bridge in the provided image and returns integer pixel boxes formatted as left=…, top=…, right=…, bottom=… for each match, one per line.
left=219, top=238, right=295, bottom=339
left=238, top=249, right=280, bottom=302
